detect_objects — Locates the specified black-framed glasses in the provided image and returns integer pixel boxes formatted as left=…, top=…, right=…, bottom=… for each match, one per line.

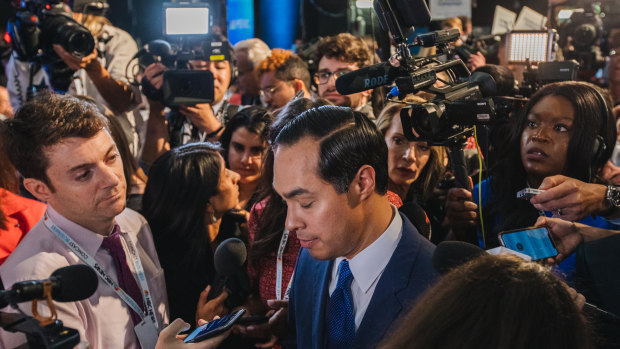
left=313, top=69, right=351, bottom=85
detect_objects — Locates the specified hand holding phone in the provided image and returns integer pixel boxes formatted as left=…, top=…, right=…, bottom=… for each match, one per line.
left=184, top=309, right=246, bottom=343
left=498, top=226, right=558, bottom=261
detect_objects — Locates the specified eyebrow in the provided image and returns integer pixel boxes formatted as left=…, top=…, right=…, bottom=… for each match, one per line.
left=281, top=187, right=310, bottom=199
left=68, top=145, right=115, bottom=173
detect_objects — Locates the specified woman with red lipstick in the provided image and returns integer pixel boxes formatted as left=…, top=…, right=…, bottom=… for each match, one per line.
left=445, top=82, right=617, bottom=254
left=377, top=99, right=448, bottom=242
left=220, top=106, right=272, bottom=212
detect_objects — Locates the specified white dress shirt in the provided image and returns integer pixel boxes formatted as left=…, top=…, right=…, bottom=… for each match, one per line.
left=328, top=205, right=403, bottom=330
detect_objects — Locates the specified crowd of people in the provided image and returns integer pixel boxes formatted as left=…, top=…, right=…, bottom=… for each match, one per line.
left=1, top=2, right=620, bottom=348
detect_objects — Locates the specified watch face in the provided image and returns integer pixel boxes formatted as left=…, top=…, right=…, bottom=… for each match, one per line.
left=609, top=186, right=620, bottom=207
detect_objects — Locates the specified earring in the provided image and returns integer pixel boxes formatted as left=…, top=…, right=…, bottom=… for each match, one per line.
left=211, top=214, right=217, bottom=223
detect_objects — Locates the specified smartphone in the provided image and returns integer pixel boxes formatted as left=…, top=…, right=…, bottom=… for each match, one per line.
left=183, top=308, right=246, bottom=343
left=516, top=188, right=545, bottom=200
left=236, top=315, right=269, bottom=325
left=498, top=226, right=558, bottom=261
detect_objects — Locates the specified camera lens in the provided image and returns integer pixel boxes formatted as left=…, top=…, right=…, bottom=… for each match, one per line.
left=56, top=22, right=95, bottom=57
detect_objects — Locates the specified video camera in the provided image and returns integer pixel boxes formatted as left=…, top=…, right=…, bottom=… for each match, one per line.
left=139, top=2, right=227, bottom=107
left=335, top=0, right=523, bottom=188
left=558, top=5, right=605, bottom=79
left=7, top=0, right=95, bottom=93
left=454, top=34, right=501, bottom=62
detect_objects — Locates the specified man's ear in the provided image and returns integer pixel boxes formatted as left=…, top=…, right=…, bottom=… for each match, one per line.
left=23, top=178, right=53, bottom=203
left=352, top=165, right=376, bottom=201
left=292, top=79, right=305, bottom=93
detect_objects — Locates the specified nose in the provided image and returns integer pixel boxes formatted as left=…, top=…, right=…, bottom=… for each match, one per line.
left=532, top=127, right=551, bottom=142
left=241, top=151, right=252, bottom=165
left=403, top=144, right=417, bottom=161
left=101, top=164, right=121, bottom=188
left=230, top=170, right=241, bottom=184
left=285, top=206, right=304, bottom=233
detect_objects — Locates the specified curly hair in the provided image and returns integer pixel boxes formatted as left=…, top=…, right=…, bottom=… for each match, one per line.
left=317, top=33, right=374, bottom=68
left=255, top=48, right=311, bottom=89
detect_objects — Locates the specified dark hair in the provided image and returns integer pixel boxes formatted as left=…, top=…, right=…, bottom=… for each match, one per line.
left=0, top=93, right=107, bottom=188
left=317, top=33, right=374, bottom=68
left=274, top=105, right=389, bottom=194
left=141, top=142, right=222, bottom=324
left=485, top=81, right=616, bottom=244
left=250, top=97, right=330, bottom=263
left=220, top=106, right=271, bottom=168
left=142, top=142, right=221, bottom=270
left=256, top=49, right=312, bottom=91
left=379, top=254, right=592, bottom=349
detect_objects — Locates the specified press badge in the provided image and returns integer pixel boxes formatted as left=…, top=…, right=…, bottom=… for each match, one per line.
left=135, top=319, right=158, bottom=349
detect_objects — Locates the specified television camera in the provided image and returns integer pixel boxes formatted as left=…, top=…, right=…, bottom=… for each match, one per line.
left=6, top=0, right=95, bottom=95
left=138, top=2, right=227, bottom=107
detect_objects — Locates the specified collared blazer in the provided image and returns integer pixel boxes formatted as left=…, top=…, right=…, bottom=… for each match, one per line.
left=286, top=212, right=438, bottom=349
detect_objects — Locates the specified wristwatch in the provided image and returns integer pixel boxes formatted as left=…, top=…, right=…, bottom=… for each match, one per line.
left=605, top=185, right=620, bottom=213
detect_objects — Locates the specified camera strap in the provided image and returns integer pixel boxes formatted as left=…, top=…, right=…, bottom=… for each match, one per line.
left=43, top=212, right=159, bottom=331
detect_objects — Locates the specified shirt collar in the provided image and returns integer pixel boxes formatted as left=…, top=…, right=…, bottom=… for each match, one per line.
left=335, top=205, right=403, bottom=294
left=46, top=205, right=118, bottom=257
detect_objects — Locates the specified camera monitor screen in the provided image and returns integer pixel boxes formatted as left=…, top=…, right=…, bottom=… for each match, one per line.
left=164, top=4, right=210, bottom=35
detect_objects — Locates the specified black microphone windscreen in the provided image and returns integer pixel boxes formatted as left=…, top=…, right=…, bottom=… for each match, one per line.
left=473, top=65, right=515, bottom=97
left=469, top=71, right=497, bottom=98
left=335, top=62, right=397, bottom=95
left=214, top=238, right=247, bottom=277
left=51, top=264, right=98, bottom=302
left=432, top=241, right=485, bottom=275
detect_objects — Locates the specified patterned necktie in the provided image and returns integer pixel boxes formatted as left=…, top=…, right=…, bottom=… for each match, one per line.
left=101, top=225, right=145, bottom=326
left=326, top=260, right=355, bottom=349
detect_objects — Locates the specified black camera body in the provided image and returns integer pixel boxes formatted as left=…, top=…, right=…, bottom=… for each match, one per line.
left=139, top=38, right=225, bottom=107
left=7, top=0, right=95, bottom=92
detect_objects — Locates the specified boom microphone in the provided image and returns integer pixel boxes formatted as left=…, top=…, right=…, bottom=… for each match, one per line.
left=335, top=61, right=400, bottom=95
left=0, top=265, right=98, bottom=308
left=207, top=238, right=247, bottom=300
left=432, top=241, right=485, bottom=275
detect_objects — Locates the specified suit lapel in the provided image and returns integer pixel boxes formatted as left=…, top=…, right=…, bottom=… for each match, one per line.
left=312, top=259, right=332, bottom=349
left=353, top=214, right=420, bottom=348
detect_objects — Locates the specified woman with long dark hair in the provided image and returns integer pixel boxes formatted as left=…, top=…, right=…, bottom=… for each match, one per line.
left=445, top=82, right=617, bottom=270
left=219, top=106, right=271, bottom=211
left=142, top=142, right=246, bottom=328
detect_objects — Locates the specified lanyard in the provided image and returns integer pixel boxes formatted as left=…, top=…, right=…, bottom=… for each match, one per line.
left=275, top=229, right=290, bottom=300
left=43, top=213, right=158, bottom=329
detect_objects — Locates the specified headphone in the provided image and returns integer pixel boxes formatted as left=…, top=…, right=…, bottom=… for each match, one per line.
left=590, top=85, right=613, bottom=169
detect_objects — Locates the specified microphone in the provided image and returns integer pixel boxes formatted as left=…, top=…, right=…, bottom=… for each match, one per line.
left=0, top=265, right=99, bottom=308
left=415, top=29, right=461, bottom=47
left=207, top=238, right=247, bottom=300
left=335, top=61, right=400, bottom=95
left=432, top=241, right=485, bottom=275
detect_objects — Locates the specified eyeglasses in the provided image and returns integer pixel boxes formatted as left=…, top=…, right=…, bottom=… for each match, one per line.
left=313, top=69, right=351, bottom=85
left=259, top=84, right=285, bottom=100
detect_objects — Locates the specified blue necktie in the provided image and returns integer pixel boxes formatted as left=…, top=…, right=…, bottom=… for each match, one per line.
left=326, top=260, right=355, bottom=349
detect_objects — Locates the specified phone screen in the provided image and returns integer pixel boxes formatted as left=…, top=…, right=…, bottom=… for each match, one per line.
left=499, top=227, right=558, bottom=260
left=183, top=309, right=246, bottom=343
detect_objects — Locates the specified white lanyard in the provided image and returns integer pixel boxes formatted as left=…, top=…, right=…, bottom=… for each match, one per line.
left=275, top=229, right=290, bottom=300
left=43, top=213, right=158, bottom=329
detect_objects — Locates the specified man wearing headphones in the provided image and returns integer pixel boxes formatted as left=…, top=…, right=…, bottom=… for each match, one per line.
left=141, top=36, right=239, bottom=167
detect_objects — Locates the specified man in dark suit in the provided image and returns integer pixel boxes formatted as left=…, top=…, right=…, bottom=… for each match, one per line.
left=272, top=105, right=438, bottom=348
